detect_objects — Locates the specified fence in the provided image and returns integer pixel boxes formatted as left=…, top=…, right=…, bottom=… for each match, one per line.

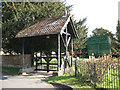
left=75, top=56, right=120, bottom=89
left=2, top=54, right=31, bottom=67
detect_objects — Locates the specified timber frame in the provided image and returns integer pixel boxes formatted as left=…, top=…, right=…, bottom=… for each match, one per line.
left=16, top=14, right=78, bottom=73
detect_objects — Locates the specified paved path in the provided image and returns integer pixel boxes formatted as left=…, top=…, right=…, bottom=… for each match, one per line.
left=2, top=71, right=54, bottom=88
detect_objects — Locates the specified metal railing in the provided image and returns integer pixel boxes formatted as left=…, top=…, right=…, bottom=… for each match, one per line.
left=74, top=57, right=120, bottom=89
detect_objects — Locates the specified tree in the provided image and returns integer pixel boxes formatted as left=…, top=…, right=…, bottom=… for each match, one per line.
left=116, top=20, right=120, bottom=43
left=73, top=18, right=88, bottom=57
left=92, top=27, right=110, bottom=36
left=92, top=28, right=115, bottom=45
left=2, top=2, right=72, bottom=54
left=115, top=20, right=120, bottom=57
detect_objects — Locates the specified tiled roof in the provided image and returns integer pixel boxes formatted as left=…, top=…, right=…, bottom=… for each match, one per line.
left=16, top=15, right=70, bottom=38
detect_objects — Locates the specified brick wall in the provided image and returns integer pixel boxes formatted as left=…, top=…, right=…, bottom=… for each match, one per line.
left=2, top=54, right=31, bottom=67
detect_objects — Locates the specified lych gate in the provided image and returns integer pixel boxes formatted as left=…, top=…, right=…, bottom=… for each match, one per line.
left=15, top=14, right=78, bottom=73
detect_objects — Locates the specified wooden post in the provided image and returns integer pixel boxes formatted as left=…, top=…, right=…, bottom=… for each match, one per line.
left=118, top=59, right=120, bottom=88
left=47, top=57, right=49, bottom=72
left=58, top=34, right=60, bottom=71
left=31, top=38, right=34, bottom=67
left=64, top=56, right=66, bottom=74
left=94, top=62, right=96, bottom=88
left=31, top=50, right=34, bottom=67
left=60, top=49, right=62, bottom=69
left=40, top=51, right=42, bottom=63
left=75, top=60, right=77, bottom=77
left=22, top=39, right=25, bottom=70
left=65, top=27, right=68, bottom=68
left=39, top=51, right=43, bottom=69
left=71, top=37, right=73, bottom=67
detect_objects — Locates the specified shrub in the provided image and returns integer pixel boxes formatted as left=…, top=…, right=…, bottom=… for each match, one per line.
left=77, top=56, right=119, bottom=84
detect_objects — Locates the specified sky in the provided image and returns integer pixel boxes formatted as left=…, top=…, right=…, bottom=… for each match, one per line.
left=65, top=0, right=120, bottom=36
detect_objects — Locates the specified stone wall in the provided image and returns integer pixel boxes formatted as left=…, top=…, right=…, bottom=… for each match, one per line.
left=2, top=54, right=31, bottom=67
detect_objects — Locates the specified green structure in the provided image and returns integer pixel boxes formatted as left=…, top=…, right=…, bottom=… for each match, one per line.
left=87, top=35, right=111, bottom=56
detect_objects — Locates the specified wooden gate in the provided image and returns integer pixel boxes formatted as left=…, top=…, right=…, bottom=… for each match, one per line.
left=34, top=56, right=58, bottom=72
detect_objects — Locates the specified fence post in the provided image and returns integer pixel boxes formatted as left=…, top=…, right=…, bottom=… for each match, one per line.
left=94, top=62, right=96, bottom=88
left=47, top=58, right=49, bottom=73
left=118, top=58, right=120, bottom=88
left=75, top=60, right=77, bottom=77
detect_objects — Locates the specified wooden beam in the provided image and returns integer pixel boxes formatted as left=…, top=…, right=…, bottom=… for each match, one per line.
left=71, top=37, right=73, bottom=67
left=47, top=56, right=49, bottom=72
left=67, top=60, right=71, bottom=67
left=35, top=69, right=57, bottom=71
left=31, top=38, right=34, bottom=67
left=62, top=31, right=70, bottom=35
left=44, top=58, right=48, bottom=62
left=40, top=51, right=42, bottom=64
left=37, top=56, right=58, bottom=59
left=58, top=34, right=60, bottom=71
left=70, top=18, right=78, bottom=38
left=66, top=28, right=68, bottom=54
left=65, top=27, right=68, bottom=68
left=63, top=56, right=66, bottom=74
left=67, top=36, right=71, bottom=46
left=60, top=47, right=62, bottom=69
left=22, top=39, right=24, bottom=69
left=37, top=63, right=58, bottom=65
left=60, top=35, right=66, bottom=47
left=60, top=15, right=70, bottom=35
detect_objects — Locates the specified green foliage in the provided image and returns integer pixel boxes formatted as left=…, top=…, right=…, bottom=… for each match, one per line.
left=2, top=2, right=72, bottom=54
left=77, top=56, right=119, bottom=88
left=116, top=20, right=120, bottom=43
left=73, top=18, right=88, bottom=57
left=116, top=20, right=120, bottom=53
left=46, top=74, right=95, bottom=88
left=92, top=27, right=110, bottom=36
left=2, top=66, right=21, bottom=75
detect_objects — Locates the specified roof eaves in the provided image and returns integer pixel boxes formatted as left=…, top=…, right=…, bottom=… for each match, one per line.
left=70, top=17, right=79, bottom=38
left=60, top=15, right=71, bottom=35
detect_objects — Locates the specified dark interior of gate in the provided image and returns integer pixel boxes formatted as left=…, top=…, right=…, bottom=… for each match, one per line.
left=26, top=34, right=68, bottom=72
left=15, top=14, right=78, bottom=73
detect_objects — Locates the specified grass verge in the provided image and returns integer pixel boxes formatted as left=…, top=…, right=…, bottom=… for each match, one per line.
left=2, top=66, right=21, bottom=75
left=46, top=74, right=95, bottom=89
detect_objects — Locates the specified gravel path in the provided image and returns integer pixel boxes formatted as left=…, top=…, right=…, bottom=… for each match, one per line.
left=2, top=71, right=54, bottom=88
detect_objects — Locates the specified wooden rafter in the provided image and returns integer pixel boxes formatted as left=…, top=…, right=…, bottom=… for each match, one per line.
left=62, top=31, right=71, bottom=36
left=67, top=36, right=71, bottom=46
left=60, top=29, right=71, bottom=48
left=18, top=14, right=77, bottom=73
left=60, top=34, right=66, bottom=47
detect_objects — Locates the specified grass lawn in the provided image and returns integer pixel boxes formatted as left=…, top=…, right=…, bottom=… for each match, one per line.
left=46, top=74, right=95, bottom=89
left=2, top=66, right=21, bottom=75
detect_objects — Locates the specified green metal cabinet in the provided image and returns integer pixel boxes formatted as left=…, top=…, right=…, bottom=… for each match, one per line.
left=87, top=35, right=111, bottom=56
